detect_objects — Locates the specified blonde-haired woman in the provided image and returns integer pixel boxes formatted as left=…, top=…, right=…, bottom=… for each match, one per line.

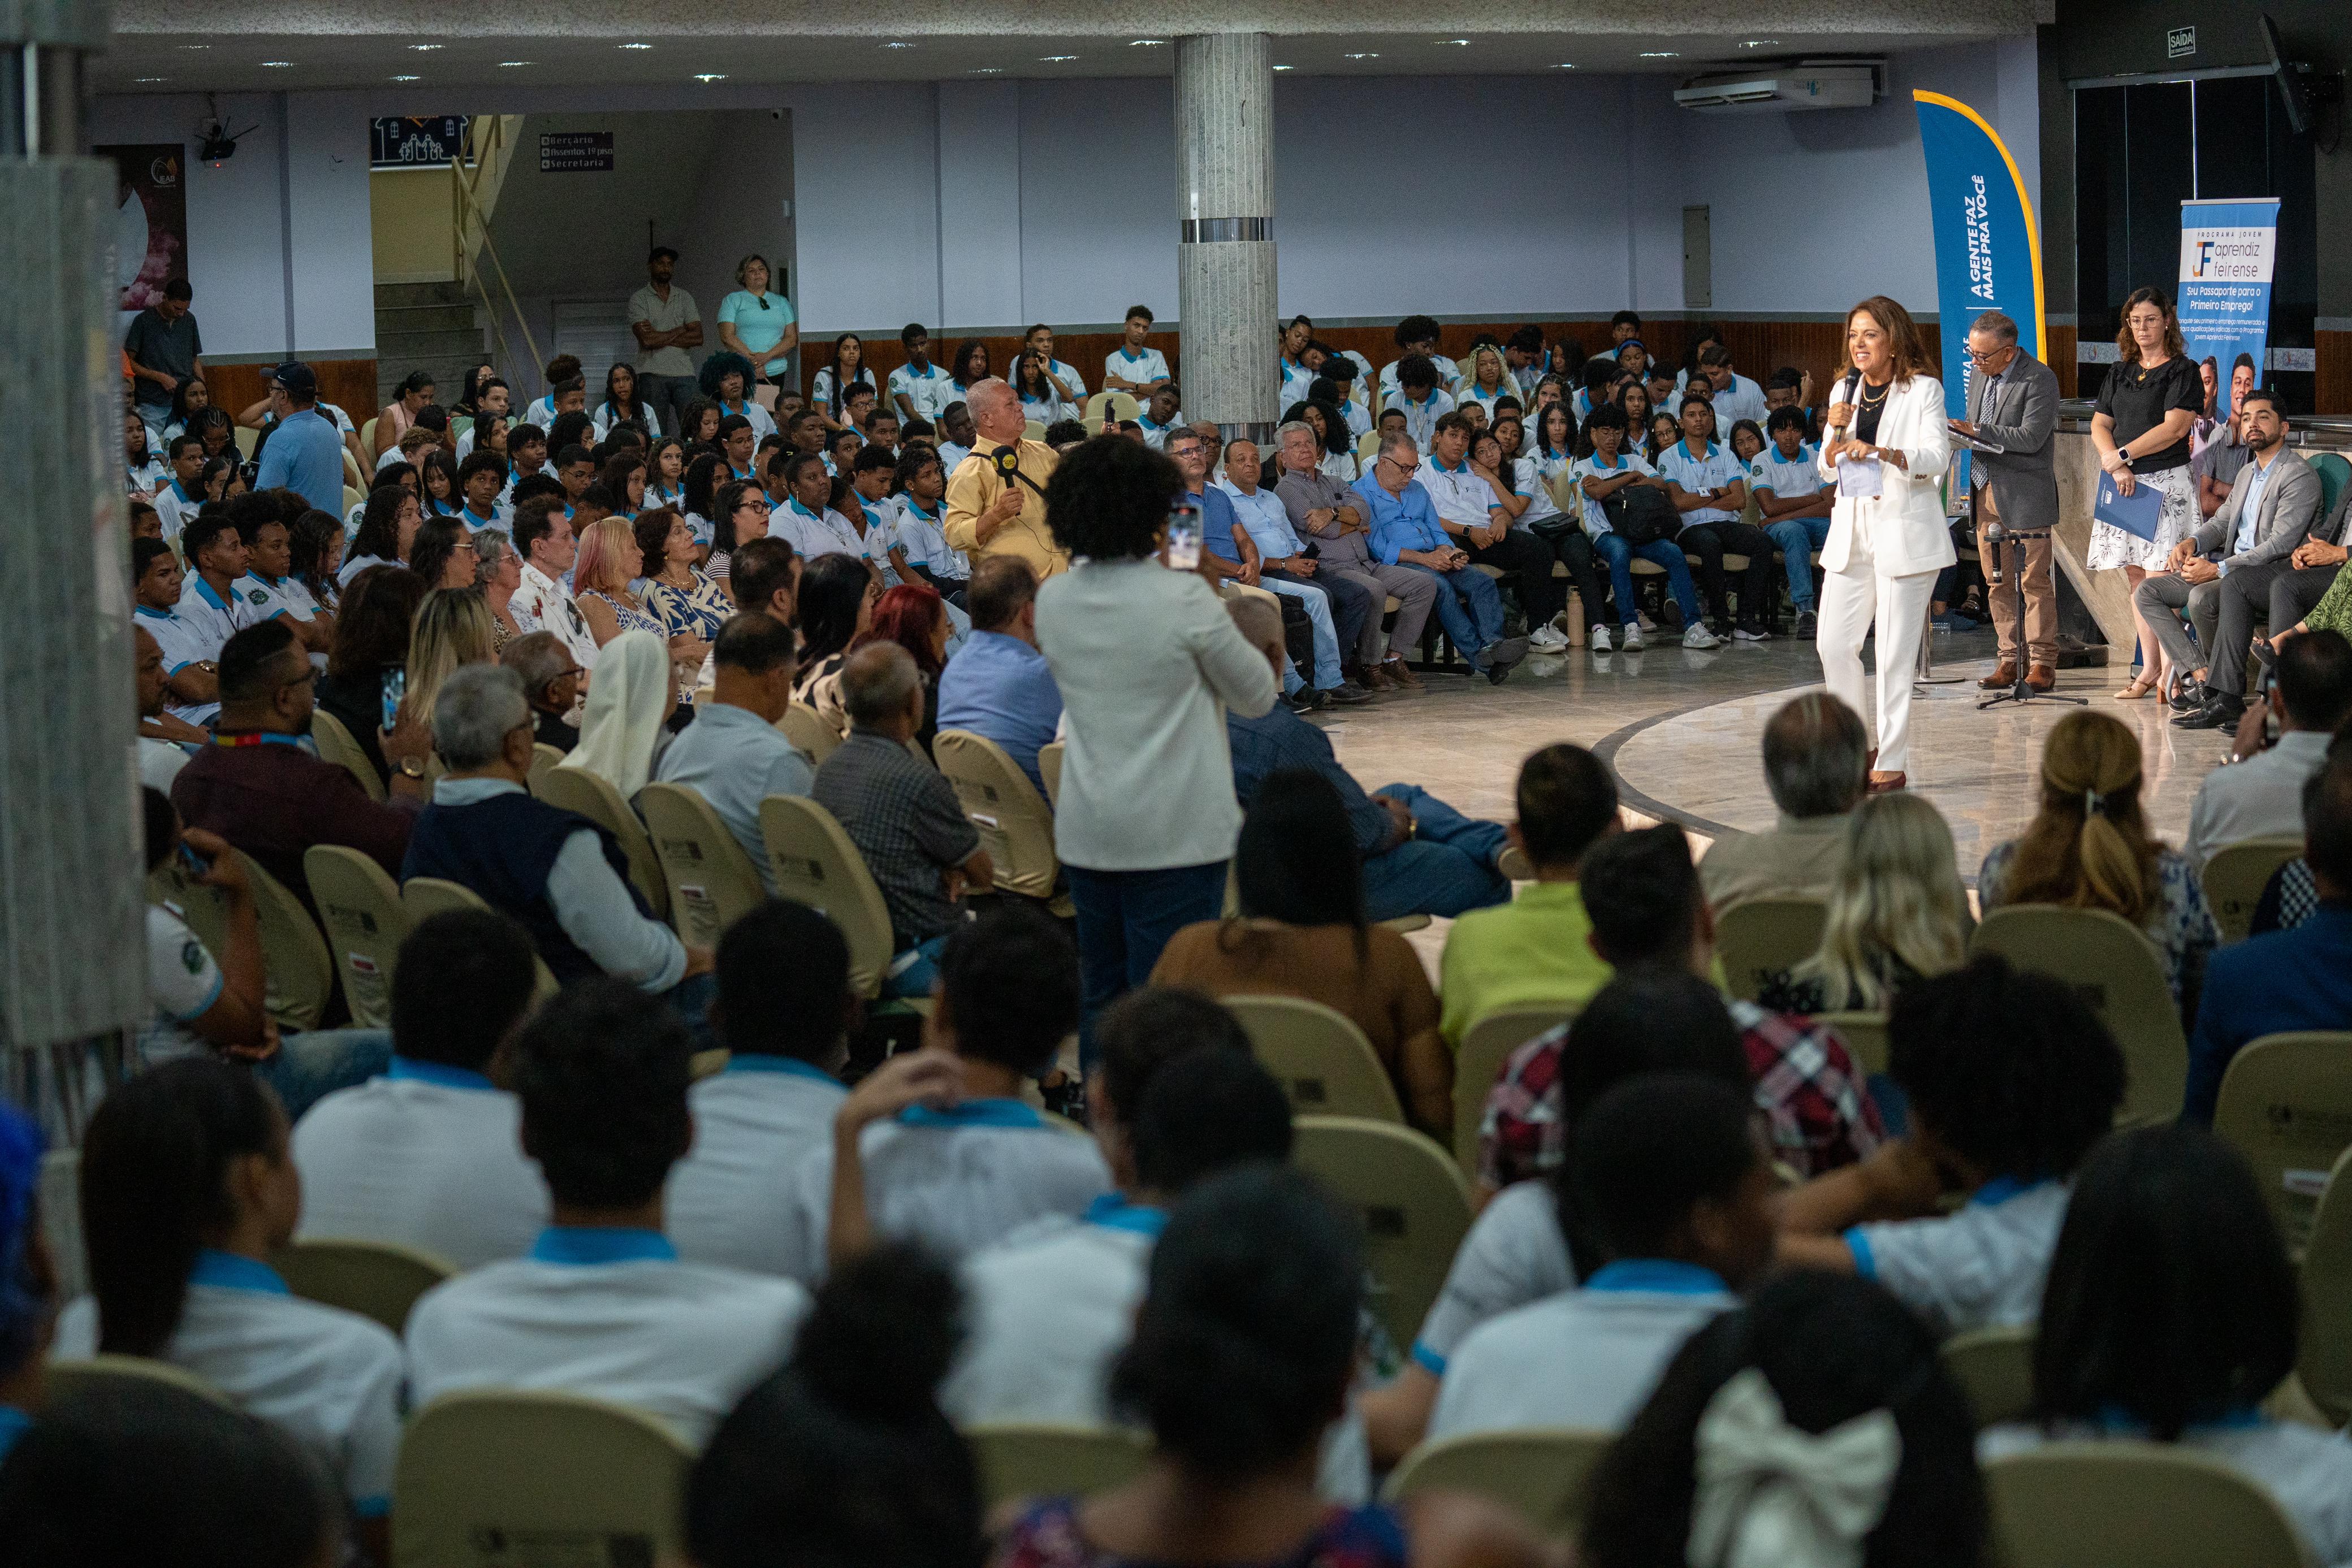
left=404, top=586, right=496, bottom=729
left=1978, top=709, right=2219, bottom=1011
left=2091, top=287, right=2204, bottom=700
left=1817, top=296, right=1953, bottom=795
left=1454, top=344, right=1513, bottom=422
left=1760, top=792, right=1971, bottom=1015
left=573, top=516, right=666, bottom=649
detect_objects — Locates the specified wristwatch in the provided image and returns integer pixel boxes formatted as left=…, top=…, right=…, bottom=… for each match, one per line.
left=395, top=757, right=427, bottom=780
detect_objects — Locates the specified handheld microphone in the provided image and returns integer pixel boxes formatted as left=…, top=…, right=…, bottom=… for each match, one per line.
left=1826, top=373, right=1860, bottom=434
left=1984, top=519, right=2007, bottom=586
left=993, top=447, right=1021, bottom=485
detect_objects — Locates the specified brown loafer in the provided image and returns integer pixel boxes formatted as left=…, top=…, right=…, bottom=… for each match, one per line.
left=1382, top=657, right=1423, bottom=690
left=1866, top=771, right=1907, bottom=795
left=1361, top=664, right=1396, bottom=692
left=1978, top=661, right=2016, bottom=690
left=2026, top=663, right=2056, bottom=691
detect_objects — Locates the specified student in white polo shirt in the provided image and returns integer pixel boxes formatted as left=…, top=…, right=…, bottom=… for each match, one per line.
left=1134, top=384, right=1183, bottom=451
left=230, top=502, right=333, bottom=659
left=151, top=433, right=207, bottom=541
left=889, top=323, right=956, bottom=423
left=1102, top=304, right=1171, bottom=402
left=943, top=991, right=1289, bottom=1427
left=1778, top=955, right=2125, bottom=1333
left=454, top=452, right=510, bottom=534
left=1389, top=355, right=1455, bottom=454
left=1429, top=1074, right=1774, bottom=1441
left=172, top=514, right=270, bottom=674
left=1655, top=395, right=1776, bottom=641
left=1749, top=405, right=1837, bottom=638
left=289, top=909, right=550, bottom=1271
left=1378, top=314, right=1460, bottom=403
left=55, top=1058, right=405, bottom=1558
left=793, top=907, right=1109, bottom=1283
left=132, top=538, right=223, bottom=728
left=404, top=980, right=811, bottom=1448
left=668, top=903, right=854, bottom=1277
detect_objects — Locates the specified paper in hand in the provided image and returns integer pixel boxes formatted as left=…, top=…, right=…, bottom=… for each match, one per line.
left=1837, top=458, right=1884, bottom=500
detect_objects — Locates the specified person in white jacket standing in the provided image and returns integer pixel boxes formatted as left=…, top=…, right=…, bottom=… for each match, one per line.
left=1817, top=296, right=1953, bottom=794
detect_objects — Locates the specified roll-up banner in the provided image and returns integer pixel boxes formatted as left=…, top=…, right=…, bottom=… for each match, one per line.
left=2177, top=198, right=2281, bottom=420
left=1912, top=91, right=2046, bottom=496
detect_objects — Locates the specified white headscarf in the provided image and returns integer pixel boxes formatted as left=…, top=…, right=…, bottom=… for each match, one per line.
left=1687, top=1367, right=1903, bottom=1568
left=557, top=629, right=670, bottom=798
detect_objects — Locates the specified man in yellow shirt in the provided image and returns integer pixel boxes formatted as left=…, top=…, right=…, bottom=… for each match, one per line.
left=943, top=378, right=1069, bottom=580
left=1438, top=743, right=1622, bottom=1045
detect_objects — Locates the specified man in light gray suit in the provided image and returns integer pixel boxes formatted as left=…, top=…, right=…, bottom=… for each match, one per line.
left=2141, top=388, right=2323, bottom=729
left=1952, top=311, right=2063, bottom=691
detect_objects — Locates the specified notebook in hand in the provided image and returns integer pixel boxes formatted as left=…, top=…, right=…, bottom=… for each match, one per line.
left=2094, top=473, right=2164, bottom=541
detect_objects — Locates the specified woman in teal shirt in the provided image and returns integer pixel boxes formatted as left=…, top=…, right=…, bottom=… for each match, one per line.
left=717, top=254, right=797, bottom=384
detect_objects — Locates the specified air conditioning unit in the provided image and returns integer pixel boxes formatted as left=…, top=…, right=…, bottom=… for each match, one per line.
left=1673, top=64, right=1881, bottom=114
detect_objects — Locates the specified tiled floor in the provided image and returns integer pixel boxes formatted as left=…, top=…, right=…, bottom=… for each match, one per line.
left=1311, top=622, right=2233, bottom=974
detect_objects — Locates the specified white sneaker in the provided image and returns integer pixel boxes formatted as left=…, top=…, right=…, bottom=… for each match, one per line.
left=1589, top=623, right=1613, bottom=653
left=1620, top=623, right=1644, bottom=651
left=1528, top=623, right=1570, bottom=652
left=1683, top=623, right=1722, bottom=651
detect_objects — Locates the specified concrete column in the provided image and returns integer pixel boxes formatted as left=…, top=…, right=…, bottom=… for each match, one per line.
left=1175, top=33, right=1278, bottom=448
left=1, top=0, right=146, bottom=1137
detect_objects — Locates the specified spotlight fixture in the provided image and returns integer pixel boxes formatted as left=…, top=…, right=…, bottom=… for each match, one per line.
left=1438, top=38, right=1470, bottom=45
left=970, top=67, right=1004, bottom=73
left=178, top=44, right=210, bottom=50
left=1555, top=62, right=1577, bottom=69
left=133, top=76, right=167, bottom=83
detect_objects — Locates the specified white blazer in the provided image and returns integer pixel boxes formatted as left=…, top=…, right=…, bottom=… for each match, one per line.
left=1818, top=372, right=1956, bottom=578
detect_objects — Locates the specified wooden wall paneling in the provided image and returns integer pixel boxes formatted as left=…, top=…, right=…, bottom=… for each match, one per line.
left=200, top=359, right=379, bottom=426
left=2046, top=324, right=2079, bottom=397
left=2317, top=331, right=2350, bottom=415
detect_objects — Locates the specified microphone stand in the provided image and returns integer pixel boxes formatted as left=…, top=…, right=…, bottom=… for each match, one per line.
left=1976, top=518, right=2083, bottom=711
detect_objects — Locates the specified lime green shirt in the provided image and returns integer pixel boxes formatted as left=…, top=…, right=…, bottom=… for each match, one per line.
left=1438, top=881, right=1614, bottom=1046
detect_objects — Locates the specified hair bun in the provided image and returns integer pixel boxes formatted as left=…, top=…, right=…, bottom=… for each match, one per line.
left=790, top=1244, right=961, bottom=1422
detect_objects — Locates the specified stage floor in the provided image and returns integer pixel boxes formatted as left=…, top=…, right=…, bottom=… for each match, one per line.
left=1312, top=620, right=2234, bottom=969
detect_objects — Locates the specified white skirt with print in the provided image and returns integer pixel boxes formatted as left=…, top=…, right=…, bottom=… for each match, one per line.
left=2085, top=462, right=2195, bottom=573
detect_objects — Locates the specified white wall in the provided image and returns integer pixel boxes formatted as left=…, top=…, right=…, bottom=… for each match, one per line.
left=92, top=90, right=375, bottom=357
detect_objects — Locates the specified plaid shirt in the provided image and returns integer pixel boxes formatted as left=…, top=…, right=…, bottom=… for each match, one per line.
left=810, top=730, right=980, bottom=950
left=1475, top=1000, right=1884, bottom=1190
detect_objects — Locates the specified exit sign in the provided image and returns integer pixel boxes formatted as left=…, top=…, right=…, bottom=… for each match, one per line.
left=2167, top=26, right=2196, bottom=58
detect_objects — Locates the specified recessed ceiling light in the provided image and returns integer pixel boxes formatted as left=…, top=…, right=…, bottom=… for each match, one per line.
left=498, top=61, right=533, bottom=67
left=391, top=73, right=420, bottom=81
left=133, top=76, right=166, bottom=82
left=1272, top=64, right=1294, bottom=71
left=1639, top=51, right=1680, bottom=58
left=880, top=40, right=914, bottom=49
left=1039, top=55, right=1078, bottom=62
left=693, top=72, right=727, bottom=82
left=619, top=42, right=653, bottom=50
left=1343, top=53, right=1379, bottom=60
left=178, top=44, right=210, bottom=50
left=407, top=44, right=440, bottom=50
left=260, top=60, right=294, bottom=67
left=1129, top=38, right=1166, bottom=46
left=1740, top=40, right=1780, bottom=48
left=1555, top=62, right=1577, bottom=69
left=1438, top=38, right=1471, bottom=46
left=969, top=67, right=1004, bottom=73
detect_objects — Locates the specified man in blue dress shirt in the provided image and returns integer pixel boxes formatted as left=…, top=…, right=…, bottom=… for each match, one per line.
left=1350, top=432, right=1528, bottom=685
left=938, top=558, right=1065, bottom=795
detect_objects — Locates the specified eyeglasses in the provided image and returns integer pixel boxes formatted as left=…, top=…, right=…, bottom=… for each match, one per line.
left=1380, top=454, right=1421, bottom=477
left=737, top=498, right=771, bottom=513
left=1966, top=343, right=2011, bottom=362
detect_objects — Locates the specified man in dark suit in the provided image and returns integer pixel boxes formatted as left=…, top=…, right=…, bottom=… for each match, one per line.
left=1951, top=311, right=2063, bottom=691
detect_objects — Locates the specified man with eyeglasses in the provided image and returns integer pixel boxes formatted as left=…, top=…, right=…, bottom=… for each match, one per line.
left=503, top=632, right=587, bottom=753
left=511, top=497, right=600, bottom=681
left=1949, top=310, right=2062, bottom=692
left=1350, top=433, right=1529, bottom=685
left=171, top=620, right=430, bottom=920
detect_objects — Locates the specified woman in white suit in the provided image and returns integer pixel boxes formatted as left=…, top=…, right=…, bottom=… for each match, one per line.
left=1816, top=296, right=1953, bottom=794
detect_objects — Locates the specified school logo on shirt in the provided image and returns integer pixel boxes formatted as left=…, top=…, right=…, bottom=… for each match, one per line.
left=247, top=588, right=269, bottom=605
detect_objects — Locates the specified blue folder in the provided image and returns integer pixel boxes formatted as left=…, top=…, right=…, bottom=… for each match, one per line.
left=2094, top=473, right=2164, bottom=542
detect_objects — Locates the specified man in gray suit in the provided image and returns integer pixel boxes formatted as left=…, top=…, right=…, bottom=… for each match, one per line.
left=1952, top=311, right=2063, bottom=691
left=2145, top=388, right=2324, bottom=730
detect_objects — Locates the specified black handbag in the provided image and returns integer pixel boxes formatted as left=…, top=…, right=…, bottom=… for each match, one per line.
left=1603, top=483, right=1680, bottom=548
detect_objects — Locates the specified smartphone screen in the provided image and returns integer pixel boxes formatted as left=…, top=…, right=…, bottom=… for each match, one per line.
left=1166, top=518, right=1201, bottom=571
left=380, top=668, right=407, bottom=732
left=176, top=839, right=211, bottom=877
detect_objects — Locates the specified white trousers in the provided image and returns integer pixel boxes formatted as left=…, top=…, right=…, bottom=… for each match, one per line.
left=1818, top=560, right=1938, bottom=774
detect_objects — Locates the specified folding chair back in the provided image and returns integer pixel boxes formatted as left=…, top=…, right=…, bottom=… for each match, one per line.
left=533, top=763, right=671, bottom=920
left=1038, top=741, right=1065, bottom=808
left=1453, top=1004, right=1579, bottom=1176
left=309, top=707, right=386, bottom=801
left=1715, top=898, right=1828, bottom=1001
left=760, top=795, right=898, bottom=997
left=2298, top=1145, right=2352, bottom=1426
left=1221, top=995, right=1404, bottom=1123
left=271, top=1237, right=454, bottom=1335
left=1942, top=1323, right=2037, bottom=1428
left=1383, top=1428, right=1613, bottom=1534
left=777, top=701, right=842, bottom=765
left=1971, top=905, right=2186, bottom=1123
left=1983, top=1443, right=2314, bottom=1568
left=1023, top=419, right=1048, bottom=441
left=1817, top=1010, right=1892, bottom=1078
left=935, top=729, right=1061, bottom=900
left=394, top=1390, right=694, bottom=1568
left=148, top=851, right=335, bottom=1031
left=2214, top=1031, right=2352, bottom=1253
left=528, top=741, right=568, bottom=786
left=2202, top=835, right=2305, bottom=944
left=1291, top=1115, right=1473, bottom=1351
left=46, top=1354, right=233, bottom=1410
left=303, top=844, right=411, bottom=1028
left=1083, top=391, right=1143, bottom=425
left=638, top=782, right=769, bottom=949
left=965, top=1423, right=1153, bottom=1510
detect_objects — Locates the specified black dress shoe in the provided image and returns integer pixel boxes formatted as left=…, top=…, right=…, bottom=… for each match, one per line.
left=2173, top=696, right=2244, bottom=730
left=2170, top=679, right=2207, bottom=712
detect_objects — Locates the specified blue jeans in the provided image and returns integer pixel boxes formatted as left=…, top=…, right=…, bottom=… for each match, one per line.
left=1263, top=576, right=1344, bottom=689
left=1593, top=532, right=1703, bottom=626
left=1361, top=785, right=1512, bottom=922
left=1765, top=514, right=1834, bottom=613
left=1402, top=562, right=1506, bottom=668
left=883, top=933, right=952, bottom=1000
left=1065, top=861, right=1229, bottom=1067
left=253, top=1028, right=393, bottom=1122
left=663, top=971, right=723, bottom=1054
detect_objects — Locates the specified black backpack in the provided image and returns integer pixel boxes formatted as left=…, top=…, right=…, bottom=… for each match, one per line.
left=1603, top=482, right=1680, bottom=548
